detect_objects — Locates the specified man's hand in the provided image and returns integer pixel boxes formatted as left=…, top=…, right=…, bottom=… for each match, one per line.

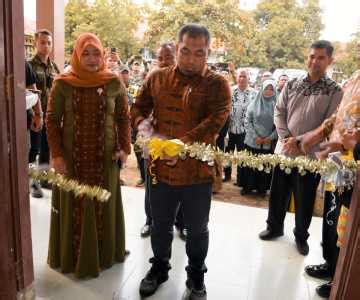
left=31, top=114, right=43, bottom=132
left=255, top=137, right=264, bottom=145
left=262, top=137, right=272, bottom=145
left=282, top=137, right=303, bottom=156
left=162, top=154, right=178, bottom=167
left=51, top=157, right=67, bottom=175
left=137, top=118, right=153, bottom=139
left=299, top=129, right=324, bottom=154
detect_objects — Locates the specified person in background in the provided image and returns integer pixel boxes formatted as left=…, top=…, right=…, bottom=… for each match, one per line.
left=128, top=55, right=148, bottom=86
left=119, top=64, right=133, bottom=106
left=157, top=42, right=176, bottom=68
left=140, top=42, right=186, bottom=241
left=29, top=29, right=60, bottom=194
left=223, top=69, right=256, bottom=185
left=26, top=61, right=43, bottom=140
left=258, top=40, right=343, bottom=256
left=228, top=62, right=237, bottom=86
left=26, top=62, right=43, bottom=196
left=261, top=71, right=273, bottom=82
left=46, top=33, right=131, bottom=278
left=106, top=48, right=122, bottom=75
left=276, top=74, right=289, bottom=95
left=241, top=80, right=277, bottom=196
left=126, top=56, right=149, bottom=188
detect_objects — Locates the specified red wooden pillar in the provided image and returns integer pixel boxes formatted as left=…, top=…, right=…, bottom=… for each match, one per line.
left=36, top=0, right=65, bottom=72
left=0, top=0, right=34, bottom=299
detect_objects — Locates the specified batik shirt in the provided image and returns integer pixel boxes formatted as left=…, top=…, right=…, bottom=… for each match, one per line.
left=29, top=55, right=60, bottom=111
left=229, top=86, right=256, bottom=134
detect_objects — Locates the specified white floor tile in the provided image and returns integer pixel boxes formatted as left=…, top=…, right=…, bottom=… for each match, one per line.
left=30, top=186, right=326, bottom=300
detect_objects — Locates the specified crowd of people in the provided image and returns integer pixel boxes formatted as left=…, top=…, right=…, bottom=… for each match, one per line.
left=25, top=24, right=360, bottom=300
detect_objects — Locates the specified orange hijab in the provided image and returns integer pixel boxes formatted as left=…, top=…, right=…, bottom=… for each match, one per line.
left=55, top=33, right=117, bottom=87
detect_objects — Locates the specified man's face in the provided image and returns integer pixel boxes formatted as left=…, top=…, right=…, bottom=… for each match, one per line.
left=176, top=34, right=209, bottom=77
left=132, top=63, right=141, bottom=74
left=35, top=33, right=52, bottom=57
left=237, top=71, right=249, bottom=90
left=157, top=46, right=175, bottom=68
left=307, top=47, right=333, bottom=78
left=277, top=75, right=288, bottom=90
left=80, top=45, right=103, bottom=73
left=120, top=71, right=130, bottom=87
left=107, top=56, right=118, bottom=71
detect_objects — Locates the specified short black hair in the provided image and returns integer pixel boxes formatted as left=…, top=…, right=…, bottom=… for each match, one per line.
left=178, top=24, right=211, bottom=47
left=34, top=29, right=52, bottom=40
left=310, top=40, right=334, bottom=57
left=159, top=42, right=176, bottom=55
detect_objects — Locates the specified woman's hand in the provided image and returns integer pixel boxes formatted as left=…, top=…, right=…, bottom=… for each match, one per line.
left=113, top=150, right=128, bottom=166
left=51, top=156, right=67, bottom=175
left=315, top=141, right=343, bottom=160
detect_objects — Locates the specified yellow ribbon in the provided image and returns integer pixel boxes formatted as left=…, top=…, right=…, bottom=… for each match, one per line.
left=148, top=138, right=185, bottom=160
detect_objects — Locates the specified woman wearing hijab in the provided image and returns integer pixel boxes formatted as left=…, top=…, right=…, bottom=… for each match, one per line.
left=241, top=80, right=277, bottom=196
left=46, top=33, right=131, bottom=278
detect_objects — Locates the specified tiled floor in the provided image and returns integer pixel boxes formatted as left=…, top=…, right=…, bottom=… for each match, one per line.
left=31, top=186, right=325, bottom=300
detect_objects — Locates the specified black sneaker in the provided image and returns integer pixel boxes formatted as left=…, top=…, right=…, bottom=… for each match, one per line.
left=179, top=228, right=187, bottom=241
left=30, top=180, right=44, bottom=198
left=140, top=224, right=151, bottom=238
left=295, top=239, right=309, bottom=256
left=305, top=263, right=332, bottom=279
left=182, top=278, right=207, bottom=300
left=316, top=281, right=332, bottom=298
left=139, top=263, right=169, bottom=297
left=40, top=180, right=52, bottom=189
left=259, top=228, right=284, bottom=240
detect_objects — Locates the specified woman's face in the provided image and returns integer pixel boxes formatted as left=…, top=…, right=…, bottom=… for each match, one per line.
left=263, top=84, right=274, bottom=98
left=80, top=44, right=103, bottom=73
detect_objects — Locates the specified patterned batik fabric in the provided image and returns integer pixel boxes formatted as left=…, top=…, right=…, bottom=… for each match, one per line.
left=71, top=86, right=106, bottom=264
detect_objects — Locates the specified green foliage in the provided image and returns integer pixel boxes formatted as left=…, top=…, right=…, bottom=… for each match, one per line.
left=254, top=0, right=323, bottom=69
left=144, top=0, right=324, bottom=68
left=65, top=0, right=329, bottom=70
left=65, top=0, right=142, bottom=60
left=334, top=33, right=360, bottom=78
left=144, top=0, right=262, bottom=66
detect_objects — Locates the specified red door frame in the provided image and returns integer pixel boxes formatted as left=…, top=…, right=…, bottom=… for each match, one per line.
left=0, top=0, right=34, bottom=299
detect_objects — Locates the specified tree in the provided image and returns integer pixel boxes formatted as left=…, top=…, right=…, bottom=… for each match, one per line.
left=334, top=32, right=360, bottom=78
left=254, top=0, right=324, bottom=69
left=144, top=0, right=258, bottom=67
left=65, top=0, right=92, bottom=58
left=65, top=0, right=143, bottom=60
left=144, top=0, right=324, bottom=69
